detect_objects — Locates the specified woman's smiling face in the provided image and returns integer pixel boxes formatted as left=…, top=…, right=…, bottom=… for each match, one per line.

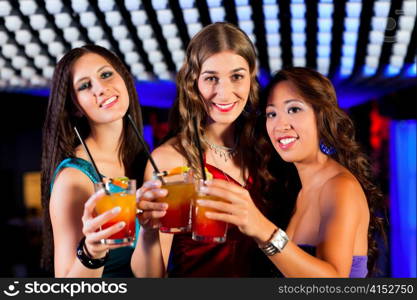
left=197, top=50, right=251, bottom=125
left=71, top=52, right=129, bottom=125
left=266, top=80, right=319, bottom=163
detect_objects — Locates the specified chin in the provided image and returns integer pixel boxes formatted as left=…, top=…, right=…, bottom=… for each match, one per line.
left=210, top=112, right=242, bottom=124
left=274, top=151, right=297, bottom=163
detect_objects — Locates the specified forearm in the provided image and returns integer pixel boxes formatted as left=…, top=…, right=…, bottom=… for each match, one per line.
left=254, top=225, right=346, bottom=277
left=131, top=229, right=165, bottom=277
left=61, top=259, right=105, bottom=278
left=266, top=241, right=344, bottom=277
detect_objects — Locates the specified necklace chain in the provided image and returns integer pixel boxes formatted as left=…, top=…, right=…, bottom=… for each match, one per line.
left=202, top=136, right=237, bottom=163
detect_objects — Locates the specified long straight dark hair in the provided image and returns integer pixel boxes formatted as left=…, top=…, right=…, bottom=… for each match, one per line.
left=41, top=45, right=146, bottom=272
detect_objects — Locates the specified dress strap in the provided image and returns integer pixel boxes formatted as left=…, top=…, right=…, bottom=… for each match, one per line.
left=51, top=157, right=101, bottom=190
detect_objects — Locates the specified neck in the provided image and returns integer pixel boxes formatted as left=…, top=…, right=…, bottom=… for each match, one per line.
left=204, top=121, right=236, bottom=148
left=86, top=120, right=124, bottom=158
left=294, top=151, right=329, bottom=189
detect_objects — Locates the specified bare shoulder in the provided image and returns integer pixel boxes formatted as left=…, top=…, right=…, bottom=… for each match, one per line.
left=50, top=167, right=94, bottom=210
left=319, top=172, right=367, bottom=213
left=143, top=137, right=187, bottom=180
left=151, top=137, right=187, bottom=167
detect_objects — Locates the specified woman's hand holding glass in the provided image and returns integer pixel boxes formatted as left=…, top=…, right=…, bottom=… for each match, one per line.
left=81, top=190, right=132, bottom=259
left=196, top=179, right=275, bottom=242
left=135, top=180, right=168, bottom=230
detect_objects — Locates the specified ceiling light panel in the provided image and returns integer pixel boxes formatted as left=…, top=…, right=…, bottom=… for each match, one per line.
left=317, top=1, right=333, bottom=75
left=24, top=43, right=41, bottom=58
left=4, top=15, right=23, bottom=31
left=19, top=0, right=38, bottom=16
left=209, top=4, right=225, bottom=23
left=263, top=1, right=281, bottom=73
left=179, top=3, right=202, bottom=38
left=79, top=11, right=97, bottom=27
left=105, top=11, right=122, bottom=27
left=340, top=1, right=361, bottom=77
left=2, top=44, right=18, bottom=58
left=237, top=5, right=254, bottom=39
left=365, top=0, right=391, bottom=76
left=0, top=1, right=12, bottom=17
left=54, top=13, right=72, bottom=29
left=72, top=0, right=89, bottom=13
left=386, top=0, right=417, bottom=76
left=45, top=0, right=63, bottom=14
left=291, top=1, right=307, bottom=67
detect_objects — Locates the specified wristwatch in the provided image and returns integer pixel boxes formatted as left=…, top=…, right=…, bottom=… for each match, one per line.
left=259, top=228, right=289, bottom=256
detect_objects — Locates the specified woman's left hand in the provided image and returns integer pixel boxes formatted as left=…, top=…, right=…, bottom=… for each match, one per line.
left=197, top=179, right=275, bottom=241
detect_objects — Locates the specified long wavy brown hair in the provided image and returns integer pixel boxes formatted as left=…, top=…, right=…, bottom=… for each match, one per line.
left=40, top=45, right=146, bottom=273
left=166, top=22, right=260, bottom=189
left=257, top=67, right=386, bottom=276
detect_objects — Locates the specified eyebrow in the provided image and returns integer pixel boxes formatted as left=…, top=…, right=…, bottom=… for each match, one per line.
left=201, top=67, right=247, bottom=75
left=266, top=99, right=304, bottom=107
left=74, top=65, right=111, bottom=85
left=284, top=99, right=304, bottom=105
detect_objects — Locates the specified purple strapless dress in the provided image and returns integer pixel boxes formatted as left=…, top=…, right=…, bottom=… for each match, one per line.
left=299, top=245, right=368, bottom=278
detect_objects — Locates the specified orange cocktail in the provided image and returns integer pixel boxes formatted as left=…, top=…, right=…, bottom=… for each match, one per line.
left=156, top=168, right=195, bottom=233
left=192, top=193, right=228, bottom=243
left=159, top=181, right=195, bottom=233
left=94, top=178, right=136, bottom=245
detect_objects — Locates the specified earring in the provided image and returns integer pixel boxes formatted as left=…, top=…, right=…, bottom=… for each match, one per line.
left=319, top=140, right=336, bottom=155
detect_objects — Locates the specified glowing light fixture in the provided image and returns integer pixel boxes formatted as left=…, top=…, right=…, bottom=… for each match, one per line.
left=5, top=16, right=23, bottom=31
left=45, top=0, right=63, bottom=14
left=19, top=0, right=38, bottom=15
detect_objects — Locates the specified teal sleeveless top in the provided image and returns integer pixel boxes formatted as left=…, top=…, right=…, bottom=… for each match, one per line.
left=51, top=157, right=140, bottom=277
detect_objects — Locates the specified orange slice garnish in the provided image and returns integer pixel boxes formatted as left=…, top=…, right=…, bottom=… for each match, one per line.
left=111, top=177, right=129, bottom=189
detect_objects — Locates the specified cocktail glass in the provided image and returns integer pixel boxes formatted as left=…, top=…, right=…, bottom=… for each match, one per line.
left=192, top=181, right=228, bottom=243
left=94, top=178, right=136, bottom=245
left=156, top=169, right=195, bottom=233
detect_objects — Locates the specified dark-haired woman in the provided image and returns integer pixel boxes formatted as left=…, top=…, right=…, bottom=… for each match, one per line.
left=197, top=67, right=385, bottom=277
left=41, top=45, right=147, bottom=277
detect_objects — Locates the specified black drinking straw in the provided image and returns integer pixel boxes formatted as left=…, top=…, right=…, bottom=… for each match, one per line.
left=126, top=114, right=166, bottom=184
left=73, top=126, right=110, bottom=194
left=192, top=117, right=207, bottom=181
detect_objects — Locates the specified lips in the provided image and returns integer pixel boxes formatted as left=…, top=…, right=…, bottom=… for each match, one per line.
left=276, top=136, right=298, bottom=150
left=212, top=102, right=237, bottom=112
left=99, top=96, right=118, bottom=108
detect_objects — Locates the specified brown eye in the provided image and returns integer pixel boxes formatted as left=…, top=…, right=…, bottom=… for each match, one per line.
left=266, top=111, right=276, bottom=118
left=232, top=74, right=243, bottom=81
left=288, top=107, right=301, bottom=114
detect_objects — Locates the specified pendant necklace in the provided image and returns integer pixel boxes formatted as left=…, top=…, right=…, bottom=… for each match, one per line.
left=202, top=136, right=237, bottom=163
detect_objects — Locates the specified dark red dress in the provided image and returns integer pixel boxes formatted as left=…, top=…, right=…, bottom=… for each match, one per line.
left=167, top=162, right=275, bottom=277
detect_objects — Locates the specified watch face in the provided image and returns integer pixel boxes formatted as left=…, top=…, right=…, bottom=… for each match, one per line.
left=272, top=229, right=289, bottom=252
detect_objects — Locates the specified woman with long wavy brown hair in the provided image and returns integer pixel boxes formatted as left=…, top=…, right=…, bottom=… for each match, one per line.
left=197, top=67, right=385, bottom=277
left=41, top=45, right=146, bottom=277
left=131, top=22, right=273, bottom=277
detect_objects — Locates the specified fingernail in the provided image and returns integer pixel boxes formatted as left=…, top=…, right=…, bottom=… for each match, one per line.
left=119, top=221, right=125, bottom=228
left=205, top=212, right=213, bottom=218
left=197, top=200, right=206, bottom=206
left=200, top=186, right=208, bottom=194
left=112, top=206, right=121, bottom=213
left=157, top=189, right=167, bottom=196
left=204, top=180, right=212, bottom=185
left=162, top=203, right=169, bottom=209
